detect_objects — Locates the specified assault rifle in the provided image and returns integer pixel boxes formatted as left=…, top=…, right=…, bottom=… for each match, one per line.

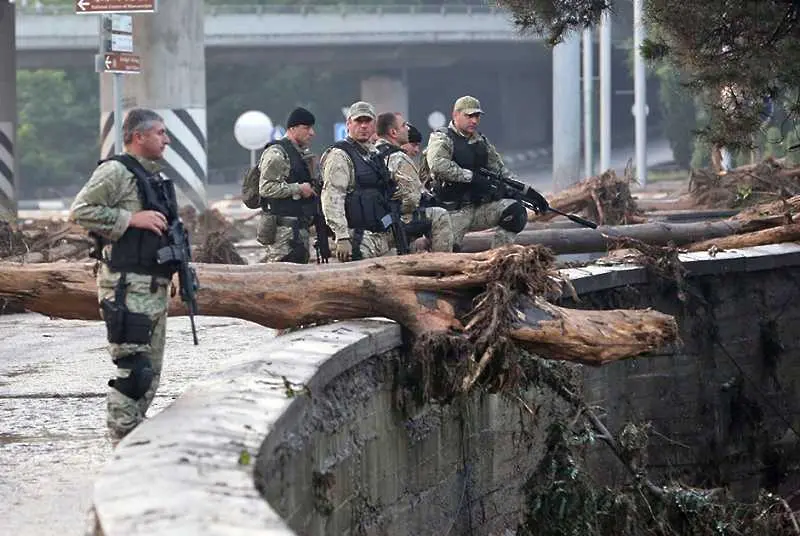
left=312, top=195, right=332, bottom=263
left=478, top=168, right=598, bottom=229
left=386, top=200, right=410, bottom=255
left=157, top=220, right=200, bottom=345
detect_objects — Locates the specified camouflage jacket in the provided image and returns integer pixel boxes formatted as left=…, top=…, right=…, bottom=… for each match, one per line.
left=258, top=137, right=313, bottom=199
left=375, top=138, right=421, bottom=215
left=69, top=152, right=169, bottom=285
left=425, top=121, right=515, bottom=184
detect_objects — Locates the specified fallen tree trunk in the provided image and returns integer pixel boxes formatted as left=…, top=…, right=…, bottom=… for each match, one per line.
left=462, top=221, right=745, bottom=254
left=0, top=246, right=677, bottom=370
left=686, top=223, right=800, bottom=252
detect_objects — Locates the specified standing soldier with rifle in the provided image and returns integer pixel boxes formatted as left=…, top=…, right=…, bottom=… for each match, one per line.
left=375, top=112, right=454, bottom=252
left=426, top=95, right=547, bottom=250
left=257, top=107, right=321, bottom=263
left=69, top=108, right=198, bottom=445
left=320, top=101, right=396, bottom=261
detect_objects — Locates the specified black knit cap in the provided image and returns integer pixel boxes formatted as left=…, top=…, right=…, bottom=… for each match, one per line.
left=407, top=123, right=422, bottom=144
left=287, top=107, right=316, bottom=128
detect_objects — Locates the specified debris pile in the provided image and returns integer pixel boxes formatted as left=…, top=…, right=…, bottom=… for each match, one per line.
left=688, top=157, right=800, bottom=209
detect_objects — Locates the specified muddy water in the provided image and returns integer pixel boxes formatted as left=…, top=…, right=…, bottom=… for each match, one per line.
left=0, top=313, right=276, bottom=535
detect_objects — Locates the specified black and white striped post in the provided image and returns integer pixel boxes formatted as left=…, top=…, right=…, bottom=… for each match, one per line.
left=0, top=0, right=17, bottom=220
left=99, top=0, right=207, bottom=211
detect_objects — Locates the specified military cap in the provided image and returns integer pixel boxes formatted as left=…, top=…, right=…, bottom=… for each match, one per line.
left=407, top=123, right=422, bottom=144
left=347, top=101, right=377, bottom=120
left=453, top=95, right=484, bottom=115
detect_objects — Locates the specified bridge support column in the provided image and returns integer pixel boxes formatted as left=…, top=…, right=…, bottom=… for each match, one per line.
left=0, top=0, right=17, bottom=221
left=361, top=75, right=408, bottom=118
left=100, top=0, right=207, bottom=210
left=552, top=35, right=582, bottom=191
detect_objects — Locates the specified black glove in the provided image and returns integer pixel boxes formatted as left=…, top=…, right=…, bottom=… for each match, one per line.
left=470, top=170, right=493, bottom=189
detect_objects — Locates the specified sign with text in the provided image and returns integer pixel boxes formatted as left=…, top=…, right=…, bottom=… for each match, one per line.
left=102, top=52, right=141, bottom=74
left=107, top=33, right=133, bottom=53
left=108, top=14, right=133, bottom=34
left=75, top=0, right=156, bottom=14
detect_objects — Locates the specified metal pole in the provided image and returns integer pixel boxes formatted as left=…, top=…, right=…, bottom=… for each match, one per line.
left=633, top=0, right=647, bottom=186
left=250, top=149, right=256, bottom=169
left=599, top=12, right=611, bottom=172
left=582, top=28, right=594, bottom=178
left=112, top=73, right=123, bottom=153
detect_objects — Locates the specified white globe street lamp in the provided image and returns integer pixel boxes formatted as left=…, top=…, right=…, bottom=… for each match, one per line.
left=234, top=110, right=273, bottom=167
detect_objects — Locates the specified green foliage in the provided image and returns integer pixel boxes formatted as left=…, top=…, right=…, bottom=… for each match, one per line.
left=495, top=0, right=611, bottom=45
left=16, top=69, right=99, bottom=197
left=498, top=0, right=800, bottom=149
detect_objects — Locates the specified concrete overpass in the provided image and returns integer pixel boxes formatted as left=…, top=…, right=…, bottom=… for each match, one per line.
left=16, top=4, right=541, bottom=69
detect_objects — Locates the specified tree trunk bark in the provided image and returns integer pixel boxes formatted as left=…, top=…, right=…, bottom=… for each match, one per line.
left=461, top=221, right=747, bottom=254
left=687, top=223, right=800, bottom=252
left=0, top=246, right=677, bottom=368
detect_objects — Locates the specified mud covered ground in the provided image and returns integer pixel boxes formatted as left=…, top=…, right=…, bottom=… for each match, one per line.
left=0, top=313, right=277, bottom=536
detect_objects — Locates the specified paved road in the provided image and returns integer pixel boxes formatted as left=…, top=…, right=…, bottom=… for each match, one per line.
left=0, top=313, right=277, bottom=536
left=516, top=137, right=675, bottom=193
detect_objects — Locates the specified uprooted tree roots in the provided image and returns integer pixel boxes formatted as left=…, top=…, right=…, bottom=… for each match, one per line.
left=689, top=158, right=800, bottom=209
left=530, top=166, right=645, bottom=226
left=405, top=246, right=565, bottom=403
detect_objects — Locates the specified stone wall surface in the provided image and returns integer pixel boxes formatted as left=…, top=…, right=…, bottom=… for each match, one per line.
left=91, top=243, right=800, bottom=535
left=574, top=266, right=800, bottom=498
left=255, top=351, right=568, bottom=536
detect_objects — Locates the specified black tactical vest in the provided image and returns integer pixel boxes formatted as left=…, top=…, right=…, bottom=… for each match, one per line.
left=333, top=139, right=392, bottom=232
left=101, top=154, right=178, bottom=278
left=437, top=128, right=491, bottom=203
left=261, top=138, right=316, bottom=218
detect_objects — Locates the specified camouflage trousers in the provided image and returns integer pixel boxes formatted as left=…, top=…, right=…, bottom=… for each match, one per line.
left=258, top=213, right=312, bottom=263
left=352, top=229, right=392, bottom=260
left=97, top=266, right=169, bottom=442
left=447, top=198, right=519, bottom=248
left=402, top=206, right=454, bottom=253
left=261, top=225, right=311, bottom=263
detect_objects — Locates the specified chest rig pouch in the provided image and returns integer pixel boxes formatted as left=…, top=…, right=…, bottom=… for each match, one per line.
left=335, top=141, right=394, bottom=232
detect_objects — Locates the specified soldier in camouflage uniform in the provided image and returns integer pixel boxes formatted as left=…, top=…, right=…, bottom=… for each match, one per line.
left=426, top=96, right=533, bottom=250
left=375, top=112, right=454, bottom=252
left=69, top=109, right=174, bottom=444
left=402, top=123, right=423, bottom=161
left=257, top=107, right=318, bottom=263
left=320, top=101, right=393, bottom=261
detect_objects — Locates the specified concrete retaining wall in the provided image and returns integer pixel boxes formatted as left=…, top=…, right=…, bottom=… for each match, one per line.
left=91, top=243, right=800, bottom=535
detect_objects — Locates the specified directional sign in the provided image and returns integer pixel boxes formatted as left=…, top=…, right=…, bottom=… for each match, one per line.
left=102, top=53, right=141, bottom=74
left=75, top=0, right=157, bottom=14
left=334, top=122, right=347, bottom=142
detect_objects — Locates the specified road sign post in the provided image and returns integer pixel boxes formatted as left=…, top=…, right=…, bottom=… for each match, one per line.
left=79, top=2, right=156, bottom=155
